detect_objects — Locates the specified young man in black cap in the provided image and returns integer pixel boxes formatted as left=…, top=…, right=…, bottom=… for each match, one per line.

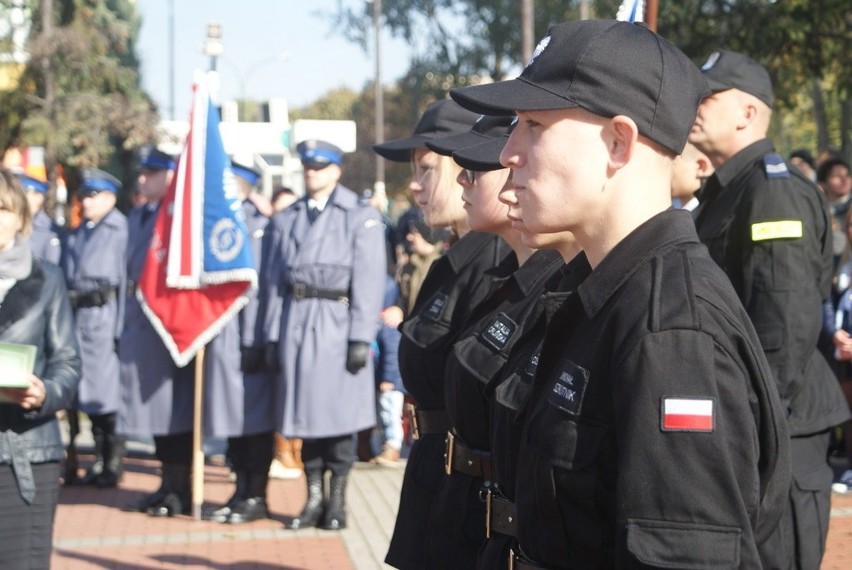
left=690, top=49, right=850, bottom=570
left=451, top=20, right=790, bottom=568
left=264, top=139, right=386, bottom=531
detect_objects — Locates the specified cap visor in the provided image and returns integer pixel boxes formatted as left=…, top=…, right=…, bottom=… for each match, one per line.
left=451, top=79, right=579, bottom=115
left=452, top=136, right=508, bottom=172
left=704, top=76, right=733, bottom=94
left=425, top=130, right=493, bottom=157
left=373, top=134, right=432, bottom=162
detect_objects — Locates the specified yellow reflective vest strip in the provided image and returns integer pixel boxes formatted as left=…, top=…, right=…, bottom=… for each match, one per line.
left=751, top=220, right=803, bottom=241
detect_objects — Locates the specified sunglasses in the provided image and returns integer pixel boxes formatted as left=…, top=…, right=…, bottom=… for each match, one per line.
left=461, top=169, right=479, bottom=185
left=302, top=161, right=333, bottom=171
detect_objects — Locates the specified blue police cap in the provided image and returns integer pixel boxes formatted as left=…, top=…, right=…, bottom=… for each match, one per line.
left=13, top=171, right=49, bottom=193
left=296, top=139, right=343, bottom=169
left=80, top=168, right=121, bottom=194
left=139, top=146, right=176, bottom=171
left=231, top=161, right=261, bottom=186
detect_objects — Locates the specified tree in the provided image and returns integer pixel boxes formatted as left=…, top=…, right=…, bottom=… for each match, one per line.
left=332, top=0, right=850, bottom=162
left=1, top=0, right=159, bottom=205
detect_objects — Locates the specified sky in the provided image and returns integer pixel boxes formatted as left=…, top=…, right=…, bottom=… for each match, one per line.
left=135, top=0, right=413, bottom=121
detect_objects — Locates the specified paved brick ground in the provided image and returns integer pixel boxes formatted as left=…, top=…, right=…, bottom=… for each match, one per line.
left=49, top=450, right=852, bottom=569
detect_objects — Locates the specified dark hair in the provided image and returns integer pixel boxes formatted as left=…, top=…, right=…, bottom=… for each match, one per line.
left=817, top=158, right=850, bottom=183
left=790, top=149, right=815, bottom=170
left=0, top=168, right=33, bottom=236
left=272, top=185, right=295, bottom=201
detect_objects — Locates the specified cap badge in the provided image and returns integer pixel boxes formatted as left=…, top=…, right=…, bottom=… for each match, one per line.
left=527, top=35, right=551, bottom=67
left=701, top=51, right=721, bottom=71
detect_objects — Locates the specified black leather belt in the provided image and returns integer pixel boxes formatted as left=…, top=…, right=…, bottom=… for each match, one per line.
left=508, top=548, right=548, bottom=570
left=69, top=286, right=117, bottom=310
left=486, top=491, right=517, bottom=538
left=405, top=403, right=451, bottom=440
left=444, top=431, right=494, bottom=480
left=290, top=283, right=349, bottom=304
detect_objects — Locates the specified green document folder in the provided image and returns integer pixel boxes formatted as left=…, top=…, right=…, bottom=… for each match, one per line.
left=0, top=341, right=37, bottom=388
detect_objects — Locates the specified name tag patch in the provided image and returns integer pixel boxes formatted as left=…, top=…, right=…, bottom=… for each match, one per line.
left=424, top=292, right=448, bottom=321
left=751, top=220, right=802, bottom=242
left=661, top=397, right=715, bottom=432
left=547, top=359, right=589, bottom=416
left=523, top=350, right=540, bottom=378
left=481, top=313, right=518, bottom=351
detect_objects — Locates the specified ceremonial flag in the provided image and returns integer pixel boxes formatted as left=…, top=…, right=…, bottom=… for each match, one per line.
left=138, top=76, right=257, bottom=367
left=616, top=0, right=645, bottom=23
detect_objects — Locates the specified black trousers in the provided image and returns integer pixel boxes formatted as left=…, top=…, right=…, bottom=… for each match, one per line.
left=301, top=434, right=357, bottom=477
left=154, top=432, right=192, bottom=466
left=0, top=462, right=60, bottom=570
left=760, top=429, right=833, bottom=570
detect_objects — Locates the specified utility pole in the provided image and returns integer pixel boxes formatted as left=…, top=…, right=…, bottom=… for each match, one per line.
left=40, top=0, right=63, bottom=223
left=373, top=0, right=385, bottom=203
left=520, top=0, right=533, bottom=64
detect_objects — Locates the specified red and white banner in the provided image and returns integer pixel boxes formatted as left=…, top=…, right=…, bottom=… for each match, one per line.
left=662, top=398, right=714, bottom=432
left=137, top=76, right=257, bottom=367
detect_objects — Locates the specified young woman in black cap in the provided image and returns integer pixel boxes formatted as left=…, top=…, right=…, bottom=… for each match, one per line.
left=416, top=116, right=578, bottom=568
left=373, top=99, right=509, bottom=569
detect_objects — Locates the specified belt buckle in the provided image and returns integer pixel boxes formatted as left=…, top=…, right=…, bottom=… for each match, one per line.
left=292, top=283, right=306, bottom=300
left=405, top=403, right=420, bottom=440
left=444, top=431, right=455, bottom=475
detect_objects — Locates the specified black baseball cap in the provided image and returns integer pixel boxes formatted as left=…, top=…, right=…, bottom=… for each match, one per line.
left=450, top=20, right=709, bottom=155
left=699, top=49, right=774, bottom=108
left=425, top=115, right=515, bottom=157
left=373, top=99, right=480, bottom=162
left=452, top=118, right=518, bottom=172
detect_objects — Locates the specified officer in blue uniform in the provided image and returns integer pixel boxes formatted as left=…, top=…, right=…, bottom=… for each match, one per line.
left=202, top=162, right=275, bottom=524
left=264, top=139, right=386, bottom=531
left=118, top=147, right=196, bottom=516
left=690, top=50, right=851, bottom=570
left=14, top=171, right=63, bottom=265
left=62, top=168, right=128, bottom=488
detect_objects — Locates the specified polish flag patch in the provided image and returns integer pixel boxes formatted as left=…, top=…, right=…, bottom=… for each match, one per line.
left=661, top=398, right=714, bottom=432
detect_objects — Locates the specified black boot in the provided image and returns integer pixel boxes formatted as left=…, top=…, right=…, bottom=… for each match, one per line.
left=288, top=470, right=324, bottom=529
left=203, top=471, right=249, bottom=522
left=63, top=444, right=79, bottom=486
left=78, top=433, right=105, bottom=486
left=228, top=471, right=269, bottom=524
left=98, top=434, right=126, bottom=488
left=321, top=474, right=347, bottom=530
left=148, top=464, right=191, bottom=517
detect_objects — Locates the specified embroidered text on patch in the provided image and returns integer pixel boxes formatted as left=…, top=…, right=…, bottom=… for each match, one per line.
left=661, top=398, right=714, bottom=432
left=547, top=359, right=589, bottom=415
left=751, top=220, right=803, bottom=242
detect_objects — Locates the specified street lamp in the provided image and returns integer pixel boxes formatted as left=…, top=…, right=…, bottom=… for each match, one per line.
left=203, top=21, right=223, bottom=72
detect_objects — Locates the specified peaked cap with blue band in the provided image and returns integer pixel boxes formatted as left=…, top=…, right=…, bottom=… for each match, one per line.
left=231, top=161, right=261, bottom=186
left=13, top=171, right=49, bottom=193
left=138, top=146, right=176, bottom=171
left=296, top=139, right=344, bottom=168
left=80, top=168, right=121, bottom=194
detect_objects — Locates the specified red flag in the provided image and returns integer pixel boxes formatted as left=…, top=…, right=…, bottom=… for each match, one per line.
left=137, top=77, right=257, bottom=367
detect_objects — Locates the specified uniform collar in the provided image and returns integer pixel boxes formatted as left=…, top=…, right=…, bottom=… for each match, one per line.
left=445, top=231, right=501, bottom=272
left=577, top=209, right=700, bottom=319
left=712, top=138, right=774, bottom=188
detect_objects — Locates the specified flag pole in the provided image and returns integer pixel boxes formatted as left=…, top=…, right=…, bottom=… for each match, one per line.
left=646, top=0, right=659, bottom=32
left=191, top=345, right=205, bottom=520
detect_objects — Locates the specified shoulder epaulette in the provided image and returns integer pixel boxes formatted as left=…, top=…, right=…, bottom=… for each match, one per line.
left=763, top=152, right=789, bottom=179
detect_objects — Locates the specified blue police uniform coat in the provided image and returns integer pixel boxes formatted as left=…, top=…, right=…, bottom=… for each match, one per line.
left=203, top=199, right=274, bottom=437
left=28, top=210, right=63, bottom=265
left=62, top=208, right=127, bottom=415
left=117, top=204, right=194, bottom=437
left=264, top=185, right=386, bottom=438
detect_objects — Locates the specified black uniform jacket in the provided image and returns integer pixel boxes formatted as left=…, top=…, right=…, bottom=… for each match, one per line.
left=0, top=260, right=81, bottom=501
left=516, top=210, right=791, bottom=569
left=694, top=139, right=850, bottom=436
left=420, top=249, right=563, bottom=570
left=386, top=231, right=508, bottom=570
